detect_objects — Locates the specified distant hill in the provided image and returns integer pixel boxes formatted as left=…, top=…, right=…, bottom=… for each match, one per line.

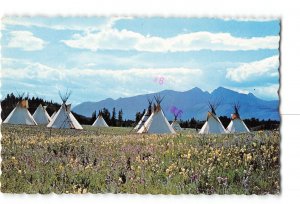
left=72, top=87, right=279, bottom=121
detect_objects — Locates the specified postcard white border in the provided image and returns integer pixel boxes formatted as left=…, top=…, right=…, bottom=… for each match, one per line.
left=1, top=0, right=300, bottom=203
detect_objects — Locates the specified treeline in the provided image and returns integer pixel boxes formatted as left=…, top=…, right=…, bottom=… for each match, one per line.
left=1, top=93, right=279, bottom=130
left=178, top=116, right=280, bottom=131
left=88, top=108, right=135, bottom=127
left=1, top=93, right=60, bottom=120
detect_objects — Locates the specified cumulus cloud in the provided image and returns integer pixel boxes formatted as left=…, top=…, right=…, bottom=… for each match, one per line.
left=62, top=28, right=279, bottom=52
left=7, top=31, right=46, bottom=51
left=2, top=61, right=201, bottom=83
left=226, top=84, right=279, bottom=99
left=1, top=59, right=203, bottom=100
left=253, top=84, right=279, bottom=99
left=226, top=55, right=279, bottom=82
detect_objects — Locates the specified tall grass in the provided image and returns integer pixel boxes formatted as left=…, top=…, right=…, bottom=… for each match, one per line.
left=1, top=124, right=280, bottom=194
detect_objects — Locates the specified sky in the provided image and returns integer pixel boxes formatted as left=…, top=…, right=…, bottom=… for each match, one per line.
left=1, top=17, right=280, bottom=105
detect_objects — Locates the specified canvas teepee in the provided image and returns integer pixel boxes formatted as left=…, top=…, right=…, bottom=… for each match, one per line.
left=92, top=112, right=109, bottom=127
left=226, top=104, right=250, bottom=133
left=138, top=95, right=175, bottom=134
left=199, top=102, right=227, bottom=134
left=171, top=111, right=183, bottom=131
left=50, top=111, right=57, bottom=120
left=3, top=97, right=37, bottom=125
left=47, top=91, right=83, bottom=129
left=134, top=98, right=153, bottom=130
left=33, top=104, right=51, bottom=124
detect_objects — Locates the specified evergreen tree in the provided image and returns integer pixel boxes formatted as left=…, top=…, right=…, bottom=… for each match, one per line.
left=135, top=109, right=145, bottom=123
left=189, top=117, right=197, bottom=128
left=118, top=109, right=123, bottom=127
left=91, top=110, right=97, bottom=122
left=102, top=108, right=111, bottom=125
left=111, top=107, right=116, bottom=126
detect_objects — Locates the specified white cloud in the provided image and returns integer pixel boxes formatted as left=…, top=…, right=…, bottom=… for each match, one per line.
left=62, top=28, right=279, bottom=52
left=7, top=31, right=46, bottom=51
left=1, top=59, right=203, bottom=99
left=226, top=55, right=279, bottom=82
left=253, top=84, right=279, bottom=99
left=225, top=84, right=279, bottom=100
left=2, top=16, right=132, bottom=32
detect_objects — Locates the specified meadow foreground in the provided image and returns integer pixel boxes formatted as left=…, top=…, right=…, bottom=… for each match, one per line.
left=1, top=124, right=280, bottom=194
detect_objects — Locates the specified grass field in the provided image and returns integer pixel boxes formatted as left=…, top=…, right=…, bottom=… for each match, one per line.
left=1, top=124, right=280, bottom=194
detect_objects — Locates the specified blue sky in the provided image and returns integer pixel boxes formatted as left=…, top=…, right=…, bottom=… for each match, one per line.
left=1, top=17, right=280, bottom=105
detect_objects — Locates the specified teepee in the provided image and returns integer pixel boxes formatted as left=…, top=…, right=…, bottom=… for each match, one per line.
left=33, top=104, right=51, bottom=124
left=92, top=112, right=109, bottom=127
left=226, top=104, right=250, bottom=133
left=47, top=91, right=83, bottom=129
left=134, top=98, right=153, bottom=130
left=199, top=102, right=227, bottom=134
left=50, top=111, right=57, bottom=120
left=170, top=109, right=183, bottom=131
left=3, top=97, right=37, bottom=125
left=138, top=95, right=175, bottom=134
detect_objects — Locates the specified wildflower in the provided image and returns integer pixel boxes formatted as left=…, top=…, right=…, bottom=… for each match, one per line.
left=18, top=170, right=22, bottom=174
left=58, top=164, right=64, bottom=171
left=217, top=176, right=222, bottom=184
left=77, top=187, right=82, bottom=193
left=245, top=153, right=252, bottom=162
left=166, top=168, right=170, bottom=174
left=187, top=150, right=191, bottom=159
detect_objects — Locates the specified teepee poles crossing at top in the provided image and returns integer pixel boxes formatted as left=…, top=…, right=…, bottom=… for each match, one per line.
left=59, top=90, right=72, bottom=104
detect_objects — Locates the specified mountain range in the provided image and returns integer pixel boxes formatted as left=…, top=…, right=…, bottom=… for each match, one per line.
left=72, top=87, right=280, bottom=121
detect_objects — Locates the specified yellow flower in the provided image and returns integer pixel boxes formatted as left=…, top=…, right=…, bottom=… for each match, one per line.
left=166, top=169, right=170, bottom=174
left=187, top=152, right=191, bottom=159
left=58, top=164, right=64, bottom=171
left=245, top=153, right=252, bottom=162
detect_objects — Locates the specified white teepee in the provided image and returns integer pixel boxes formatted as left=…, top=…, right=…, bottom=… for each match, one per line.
left=33, top=104, right=51, bottom=124
left=134, top=98, right=153, bottom=130
left=171, top=120, right=182, bottom=131
left=199, top=102, right=227, bottom=134
left=226, top=104, right=250, bottom=133
left=47, top=91, right=83, bottom=129
left=171, top=111, right=183, bottom=131
left=92, top=114, right=109, bottom=127
left=50, top=111, right=57, bottom=120
left=138, top=96, right=175, bottom=134
left=3, top=100, right=37, bottom=125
